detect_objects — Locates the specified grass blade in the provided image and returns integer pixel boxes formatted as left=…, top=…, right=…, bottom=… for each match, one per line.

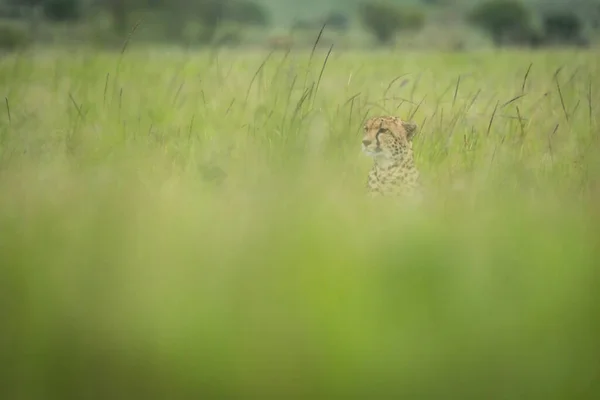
left=5, top=97, right=10, bottom=125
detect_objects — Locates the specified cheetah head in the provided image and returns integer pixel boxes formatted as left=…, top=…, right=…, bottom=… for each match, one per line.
left=361, top=116, right=418, bottom=164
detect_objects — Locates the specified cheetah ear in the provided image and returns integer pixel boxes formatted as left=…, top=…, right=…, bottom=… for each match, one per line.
left=402, top=120, right=418, bottom=141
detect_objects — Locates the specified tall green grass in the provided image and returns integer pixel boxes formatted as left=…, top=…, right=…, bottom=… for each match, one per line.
left=1, top=46, right=599, bottom=398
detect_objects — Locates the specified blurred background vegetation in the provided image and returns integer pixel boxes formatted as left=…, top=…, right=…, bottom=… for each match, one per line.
left=2, top=0, right=600, bottom=399
left=1, top=0, right=600, bottom=51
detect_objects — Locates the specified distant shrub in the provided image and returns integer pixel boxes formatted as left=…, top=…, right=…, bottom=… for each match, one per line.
left=292, top=12, right=349, bottom=33
left=197, top=0, right=226, bottom=23
left=398, top=7, right=426, bottom=31
left=509, top=23, right=545, bottom=47
left=468, top=0, right=533, bottom=46
left=194, top=0, right=268, bottom=43
left=0, top=23, right=31, bottom=51
left=291, top=19, right=316, bottom=31
left=420, top=0, right=451, bottom=5
left=195, top=0, right=227, bottom=42
left=593, top=4, right=600, bottom=30
left=6, top=0, right=81, bottom=22
left=226, top=0, right=269, bottom=27
left=43, top=0, right=81, bottom=22
left=5, top=0, right=44, bottom=8
left=358, top=1, right=426, bottom=45
left=542, top=11, right=586, bottom=45
left=324, top=12, right=349, bottom=32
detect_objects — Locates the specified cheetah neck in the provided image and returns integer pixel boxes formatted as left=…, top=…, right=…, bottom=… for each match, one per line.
left=367, top=155, right=420, bottom=197
left=374, top=155, right=417, bottom=175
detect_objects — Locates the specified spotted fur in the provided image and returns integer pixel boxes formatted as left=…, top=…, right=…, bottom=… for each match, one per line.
left=361, top=116, right=421, bottom=200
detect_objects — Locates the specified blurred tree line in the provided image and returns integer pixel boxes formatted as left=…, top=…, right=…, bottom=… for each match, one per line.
left=1, top=0, right=270, bottom=37
left=468, top=0, right=597, bottom=47
left=0, top=0, right=599, bottom=51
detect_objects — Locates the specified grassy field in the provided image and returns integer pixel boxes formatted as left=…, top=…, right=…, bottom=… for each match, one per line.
left=1, top=45, right=600, bottom=398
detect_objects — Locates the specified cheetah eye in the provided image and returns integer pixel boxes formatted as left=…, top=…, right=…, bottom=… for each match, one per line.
left=376, top=128, right=389, bottom=138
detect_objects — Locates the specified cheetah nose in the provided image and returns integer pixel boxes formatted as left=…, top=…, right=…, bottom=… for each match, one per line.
left=362, top=140, right=372, bottom=146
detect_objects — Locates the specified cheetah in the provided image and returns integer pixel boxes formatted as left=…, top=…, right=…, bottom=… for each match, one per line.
left=361, top=115, right=422, bottom=201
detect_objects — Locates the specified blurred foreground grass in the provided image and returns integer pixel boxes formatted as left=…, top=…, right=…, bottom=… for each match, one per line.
left=1, top=47, right=600, bottom=398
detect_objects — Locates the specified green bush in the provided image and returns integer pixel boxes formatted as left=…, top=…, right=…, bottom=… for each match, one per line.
left=0, top=23, right=31, bottom=51
left=399, top=7, right=426, bottom=31
left=324, top=11, right=350, bottom=32
left=43, top=0, right=81, bottom=22
left=358, top=1, right=426, bottom=45
left=468, top=0, right=534, bottom=47
left=226, top=0, right=269, bottom=27
left=292, top=12, right=349, bottom=33
left=543, top=11, right=586, bottom=45
left=190, top=0, right=268, bottom=43
left=195, top=0, right=227, bottom=42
